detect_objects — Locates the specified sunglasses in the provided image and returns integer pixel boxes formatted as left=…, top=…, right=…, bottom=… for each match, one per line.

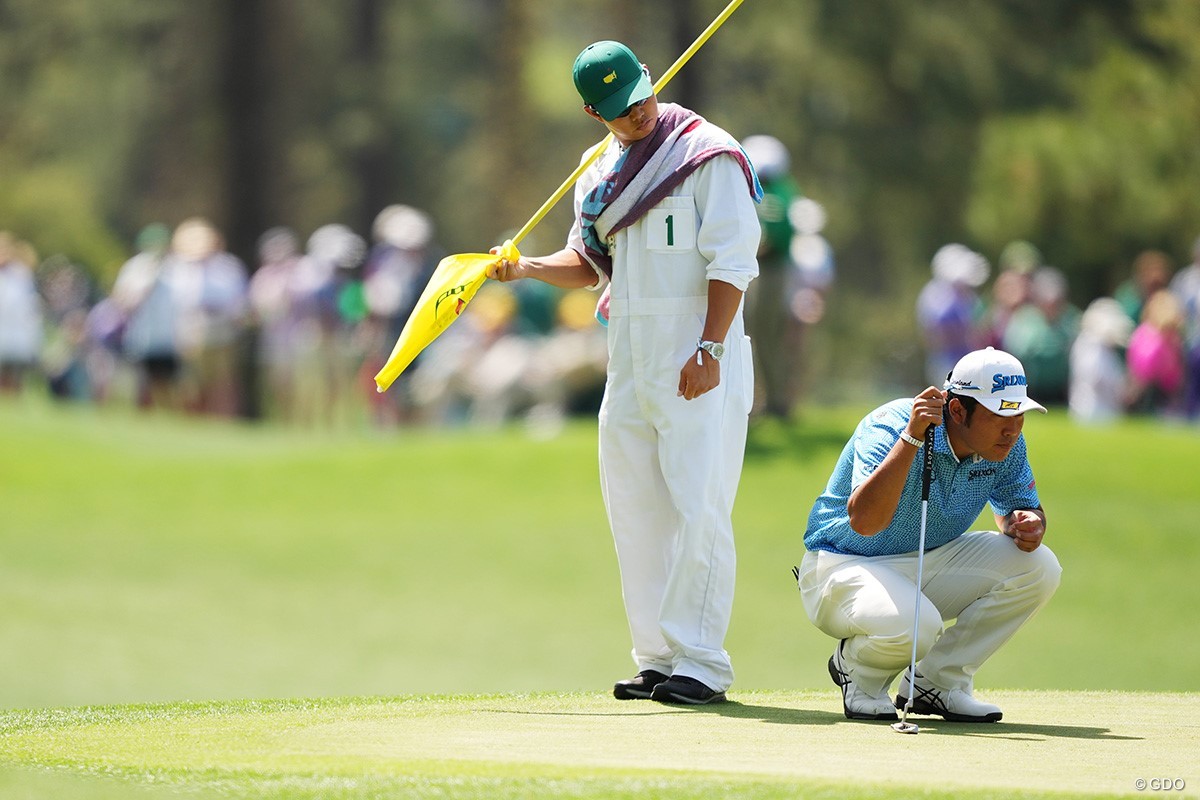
left=589, top=96, right=649, bottom=120
left=614, top=97, right=649, bottom=119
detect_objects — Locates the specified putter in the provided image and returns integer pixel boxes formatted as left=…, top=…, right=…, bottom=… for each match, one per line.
left=892, top=423, right=936, bottom=735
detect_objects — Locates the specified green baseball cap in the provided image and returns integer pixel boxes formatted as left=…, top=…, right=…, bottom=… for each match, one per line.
left=572, top=41, right=653, bottom=121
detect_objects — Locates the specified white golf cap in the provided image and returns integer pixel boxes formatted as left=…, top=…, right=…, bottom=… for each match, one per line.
left=944, top=347, right=1047, bottom=416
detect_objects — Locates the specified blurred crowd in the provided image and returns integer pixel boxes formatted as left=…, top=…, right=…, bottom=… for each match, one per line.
left=0, top=135, right=839, bottom=433
left=741, top=134, right=836, bottom=420
left=917, top=237, right=1200, bottom=424
left=5, top=195, right=1197, bottom=430
left=0, top=209, right=606, bottom=434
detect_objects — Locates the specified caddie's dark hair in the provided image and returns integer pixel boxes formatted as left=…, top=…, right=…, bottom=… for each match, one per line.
left=947, top=392, right=979, bottom=423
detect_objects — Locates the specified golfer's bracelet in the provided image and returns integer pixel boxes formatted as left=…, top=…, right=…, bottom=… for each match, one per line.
left=898, top=431, right=924, bottom=448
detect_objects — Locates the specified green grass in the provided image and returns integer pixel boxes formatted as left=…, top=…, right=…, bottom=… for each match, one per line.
left=3, top=690, right=1195, bottom=799
left=1, top=396, right=1198, bottom=797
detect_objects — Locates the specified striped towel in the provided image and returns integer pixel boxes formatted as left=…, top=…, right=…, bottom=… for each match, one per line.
left=579, top=102, right=763, bottom=285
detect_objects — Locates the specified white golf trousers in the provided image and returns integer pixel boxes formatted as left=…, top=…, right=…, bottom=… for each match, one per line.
left=599, top=318, right=752, bottom=693
left=798, top=531, right=1062, bottom=696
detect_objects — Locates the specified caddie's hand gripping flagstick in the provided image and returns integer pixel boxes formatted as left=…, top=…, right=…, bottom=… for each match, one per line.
left=892, top=423, right=937, bottom=735
left=373, top=0, right=748, bottom=393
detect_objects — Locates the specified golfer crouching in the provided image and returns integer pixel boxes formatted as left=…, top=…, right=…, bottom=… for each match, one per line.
left=796, top=347, right=1062, bottom=722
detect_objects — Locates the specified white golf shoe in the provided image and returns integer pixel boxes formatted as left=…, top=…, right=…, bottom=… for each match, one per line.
left=828, top=641, right=898, bottom=721
left=895, top=670, right=1003, bottom=723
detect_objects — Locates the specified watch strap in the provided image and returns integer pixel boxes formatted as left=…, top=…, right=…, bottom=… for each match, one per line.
left=696, top=339, right=724, bottom=361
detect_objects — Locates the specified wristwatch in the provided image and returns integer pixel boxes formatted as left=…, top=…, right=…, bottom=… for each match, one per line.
left=696, top=339, right=725, bottom=362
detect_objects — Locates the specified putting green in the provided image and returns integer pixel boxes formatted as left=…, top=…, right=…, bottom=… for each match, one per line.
left=2, top=690, right=1194, bottom=798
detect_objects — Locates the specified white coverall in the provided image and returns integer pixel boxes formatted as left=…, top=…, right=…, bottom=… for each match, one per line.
left=568, top=150, right=761, bottom=691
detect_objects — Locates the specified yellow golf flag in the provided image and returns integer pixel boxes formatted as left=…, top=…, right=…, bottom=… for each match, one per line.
left=373, top=239, right=519, bottom=393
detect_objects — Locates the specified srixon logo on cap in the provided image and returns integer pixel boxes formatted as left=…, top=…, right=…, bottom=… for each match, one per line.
left=991, top=373, right=1027, bottom=393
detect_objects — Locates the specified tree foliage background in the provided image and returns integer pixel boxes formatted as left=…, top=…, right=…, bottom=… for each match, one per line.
left=2, top=0, right=1197, bottom=388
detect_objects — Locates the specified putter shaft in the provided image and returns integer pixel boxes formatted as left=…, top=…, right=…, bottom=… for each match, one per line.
left=891, top=425, right=935, bottom=737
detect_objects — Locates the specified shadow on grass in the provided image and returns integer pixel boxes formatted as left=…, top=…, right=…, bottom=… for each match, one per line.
left=922, top=720, right=1143, bottom=742
left=709, top=703, right=1144, bottom=741
left=505, top=700, right=1144, bottom=742
left=701, top=700, right=846, bottom=726
left=484, top=702, right=844, bottom=727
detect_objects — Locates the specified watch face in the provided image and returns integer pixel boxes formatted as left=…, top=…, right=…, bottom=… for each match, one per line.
left=701, top=341, right=725, bottom=360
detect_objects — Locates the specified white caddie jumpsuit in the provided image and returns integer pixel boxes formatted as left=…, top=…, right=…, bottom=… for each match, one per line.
left=568, top=149, right=761, bottom=692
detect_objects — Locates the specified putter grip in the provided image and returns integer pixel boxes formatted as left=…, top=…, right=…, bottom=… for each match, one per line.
left=920, top=425, right=935, bottom=501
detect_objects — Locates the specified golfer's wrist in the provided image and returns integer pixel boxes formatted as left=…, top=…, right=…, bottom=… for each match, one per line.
left=898, top=430, right=923, bottom=448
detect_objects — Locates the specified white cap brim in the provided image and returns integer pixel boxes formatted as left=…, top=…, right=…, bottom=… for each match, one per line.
left=978, top=396, right=1047, bottom=416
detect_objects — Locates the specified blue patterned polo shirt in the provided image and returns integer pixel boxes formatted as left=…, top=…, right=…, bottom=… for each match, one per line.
left=804, top=398, right=1040, bottom=556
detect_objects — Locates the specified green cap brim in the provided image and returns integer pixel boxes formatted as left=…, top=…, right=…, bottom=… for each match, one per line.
left=593, top=71, right=654, bottom=121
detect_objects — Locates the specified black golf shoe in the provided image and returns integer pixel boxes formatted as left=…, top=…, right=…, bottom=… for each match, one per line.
left=649, top=675, right=727, bottom=705
left=613, top=669, right=670, bottom=700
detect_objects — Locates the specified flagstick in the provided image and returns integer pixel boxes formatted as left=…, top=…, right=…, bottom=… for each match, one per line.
left=373, top=0, right=749, bottom=393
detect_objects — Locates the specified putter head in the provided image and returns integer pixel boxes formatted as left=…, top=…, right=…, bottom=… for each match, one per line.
left=891, top=720, right=919, bottom=734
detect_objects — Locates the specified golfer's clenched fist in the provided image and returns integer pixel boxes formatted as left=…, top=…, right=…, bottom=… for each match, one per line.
left=1005, top=508, right=1046, bottom=552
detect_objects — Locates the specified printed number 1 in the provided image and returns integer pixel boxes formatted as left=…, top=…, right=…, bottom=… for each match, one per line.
left=665, top=214, right=674, bottom=247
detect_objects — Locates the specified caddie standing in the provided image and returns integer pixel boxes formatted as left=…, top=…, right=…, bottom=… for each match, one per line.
left=488, top=40, right=762, bottom=704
